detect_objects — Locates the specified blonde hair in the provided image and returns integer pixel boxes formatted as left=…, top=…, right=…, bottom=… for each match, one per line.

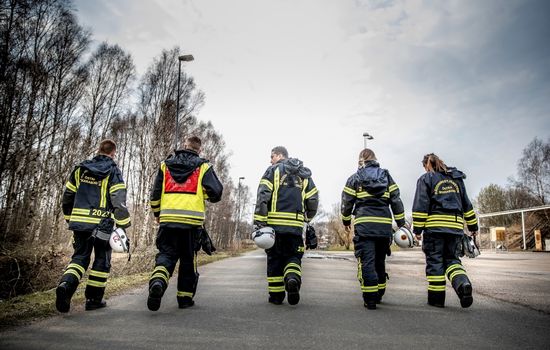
left=358, top=148, right=377, bottom=167
left=422, top=153, right=447, bottom=172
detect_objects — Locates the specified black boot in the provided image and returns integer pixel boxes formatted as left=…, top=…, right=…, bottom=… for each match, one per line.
left=147, top=280, right=165, bottom=311
left=285, top=278, right=300, bottom=306
left=428, top=291, right=445, bottom=308
left=55, top=282, right=71, bottom=313
left=457, top=282, right=473, bottom=308
left=363, top=292, right=377, bottom=310
left=178, top=297, right=195, bottom=309
left=85, top=298, right=107, bottom=311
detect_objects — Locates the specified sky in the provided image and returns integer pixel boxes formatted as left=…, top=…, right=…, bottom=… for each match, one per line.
left=73, top=0, right=550, bottom=222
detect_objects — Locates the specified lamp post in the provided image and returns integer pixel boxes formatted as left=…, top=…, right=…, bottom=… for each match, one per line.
left=174, top=54, right=194, bottom=151
left=235, top=177, right=245, bottom=244
left=362, top=132, right=373, bottom=148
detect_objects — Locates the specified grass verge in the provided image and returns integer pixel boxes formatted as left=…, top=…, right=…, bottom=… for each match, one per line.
left=0, top=250, right=238, bottom=330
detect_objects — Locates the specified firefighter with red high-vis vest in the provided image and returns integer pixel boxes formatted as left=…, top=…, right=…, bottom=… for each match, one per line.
left=147, top=136, right=223, bottom=311
left=412, top=153, right=478, bottom=309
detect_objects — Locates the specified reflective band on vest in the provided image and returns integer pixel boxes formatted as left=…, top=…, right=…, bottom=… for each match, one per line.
left=159, top=162, right=209, bottom=226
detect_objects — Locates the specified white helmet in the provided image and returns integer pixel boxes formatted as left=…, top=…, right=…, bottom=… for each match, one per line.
left=393, top=226, right=415, bottom=249
left=251, top=226, right=276, bottom=249
left=110, top=228, right=129, bottom=253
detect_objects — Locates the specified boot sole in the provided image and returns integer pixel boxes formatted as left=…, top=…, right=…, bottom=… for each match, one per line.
left=55, top=285, right=70, bottom=313
left=85, top=302, right=107, bottom=311
left=286, top=279, right=300, bottom=306
left=459, top=284, right=473, bottom=308
left=147, top=284, right=163, bottom=311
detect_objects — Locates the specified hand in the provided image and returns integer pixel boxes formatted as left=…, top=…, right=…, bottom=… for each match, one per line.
left=155, top=217, right=160, bottom=224
left=470, top=231, right=478, bottom=237
left=415, top=234, right=422, bottom=241
left=344, top=225, right=351, bottom=233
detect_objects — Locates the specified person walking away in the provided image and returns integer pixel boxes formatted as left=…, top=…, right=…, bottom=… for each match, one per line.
left=56, top=139, right=131, bottom=312
left=412, top=153, right=478, bottom=308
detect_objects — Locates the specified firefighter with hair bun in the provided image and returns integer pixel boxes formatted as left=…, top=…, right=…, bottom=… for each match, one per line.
left=340, top=148, right=406, bottom=310
left=412, top=153, right=478, bottom=308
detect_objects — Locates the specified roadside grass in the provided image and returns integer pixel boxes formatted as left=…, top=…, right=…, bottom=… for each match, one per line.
left=0, top=250, right=238, bottom=330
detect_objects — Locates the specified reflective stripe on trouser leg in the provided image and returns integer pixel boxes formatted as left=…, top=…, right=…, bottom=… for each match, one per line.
left=284, top=262, right=302, bottom=282
left=267, top=276, right=285, bottom=293
left=427, top=275, right=446, bottom=305
left=446, top=263, right=470, bottom=292
left=177, top=254, right=199, bottom=302
left=85, top=269, right=109, bottom=300
left=150, top=265, right=170, bottom=288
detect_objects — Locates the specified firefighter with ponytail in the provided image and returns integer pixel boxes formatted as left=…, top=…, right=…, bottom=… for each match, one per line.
left=340, top=148, right=406, bottom=309
left=412, top=153, right=478, bottom=308
left=147, top=136, right=223, bottom=311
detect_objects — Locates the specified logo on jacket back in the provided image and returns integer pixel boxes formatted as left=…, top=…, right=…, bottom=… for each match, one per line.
left=164, top=167, right=199, bottom=194
left=434, top=180, right=460, bottom=195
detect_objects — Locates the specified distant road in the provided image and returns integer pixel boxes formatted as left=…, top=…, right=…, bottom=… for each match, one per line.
left=1, top=249, right=549, bottom=350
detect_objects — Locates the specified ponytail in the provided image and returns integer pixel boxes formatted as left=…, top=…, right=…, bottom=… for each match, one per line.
left=422, top=153, right=447, bottom=172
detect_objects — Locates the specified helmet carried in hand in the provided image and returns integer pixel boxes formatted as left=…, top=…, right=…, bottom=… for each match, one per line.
left=110, top=227, right=129, bottom=253
left=393, top=226, right=415, bottom=248
left=251, top=226, right=276, bottom=249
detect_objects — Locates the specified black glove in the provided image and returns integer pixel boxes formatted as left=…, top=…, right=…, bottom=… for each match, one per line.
left=305, top=224, right=318, bottom=250
left=199, top=227, right=216, bottom=256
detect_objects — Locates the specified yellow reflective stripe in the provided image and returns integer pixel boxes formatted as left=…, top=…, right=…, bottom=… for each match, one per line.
left=267, top=277, right=284, bottom=282
left=63, top=269, right=81, bottom=280
left=150, top=199, right=160, bottom=206
left=305, top=187, right=318, bottom=199
left=341, top=214, right=352, bottom=221
left=152, top=207, right=160, bottom=213
left=115, top=217, right=130, bottom=226
left=63, top=214, right=70, bottom=220
left=357, top=191, right=390, bottom=199
left=412, top=212, right=428, bottom=218
left=427, top=214, right=464, bottom=222
left=100, top=176, right=109, bottom=208
left=466, top=218, right=478, bottom=225
left=254, top=214, right=268, bottom=221
left=109, top=183, right=126, bottom=193
left=445, top=264, right=464, bottom=275
left=464, top=209, right=475, bottom=217
left=65, top=182, right=77, bottom=192
left=268, top=286, right=286, bottom=292
left=86, top=279, right=107, bottom=288
left=285, top=263, right=301, bottom=270
left=68, top=263, right=86, bottom=275
left=267, top=219, right=304, bottom=227
left=72, top=208, right=90, bottom=214
left=177, top=291, right=194, bottom=298
left=361, top=286, right=379, bottom=292
left=427, top=275, right=446, bottom=282
left=151, top=273, right=169, bottom=284
left=425, top=222, right=464, bottom=229
left=284, top=269, right=302, bottom=277
left=260, top=179, right=273, bottom=191
left=271, top=168, right=279, bottom=213
left=75, top=168, right=80, bottom=188
left=70, top=215, right=101, bottom=224
left=378, top=283, right=387, bottom=289
left=389, top=184, right=398, bottom=192
left=428, top=285, right=446, bottom=291
left=159, top=216, right=203, bottom=225
left=450, top=270, right=467, bottom=281
left=354, top=216, right=392, bottom=224
left=394, top=212, right=405, bottom=220
left=343, top=186, right=356, bottom=196
left=89, top=270, right=109, bottom=278
left=268, top=212, right=305, bottom=221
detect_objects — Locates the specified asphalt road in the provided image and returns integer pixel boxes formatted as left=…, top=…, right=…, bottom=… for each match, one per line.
left=1, top=249, right=549, bottom=350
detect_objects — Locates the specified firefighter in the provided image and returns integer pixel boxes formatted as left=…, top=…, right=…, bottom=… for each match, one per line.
left=341, top=148, right=406, bottom=309
left=254, top=146, right=319, bottom=306
left=147, top=136, right=223, bottom=311
left=56, top=139, right=131, bottom=312
left=412, top=153, right=478, bottom=308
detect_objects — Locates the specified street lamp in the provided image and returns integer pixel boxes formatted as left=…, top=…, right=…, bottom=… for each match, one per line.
left=174, top=54, right=195, bottom=151
left=362, top=132, right=373, bottom=148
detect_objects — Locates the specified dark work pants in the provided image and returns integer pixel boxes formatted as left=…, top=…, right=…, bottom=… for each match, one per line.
left=266, top=234, right=304, bottom=302
left=149, top=227, right=198, bottom=304
left=59, top=230, right=112, bottom=300
left=422, top=232, right=470, bottom=305
left=354, top=236, right=390, bottom=303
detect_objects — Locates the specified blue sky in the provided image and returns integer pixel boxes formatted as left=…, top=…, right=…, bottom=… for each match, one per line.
left=73, top=0, right=550, bottom=221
